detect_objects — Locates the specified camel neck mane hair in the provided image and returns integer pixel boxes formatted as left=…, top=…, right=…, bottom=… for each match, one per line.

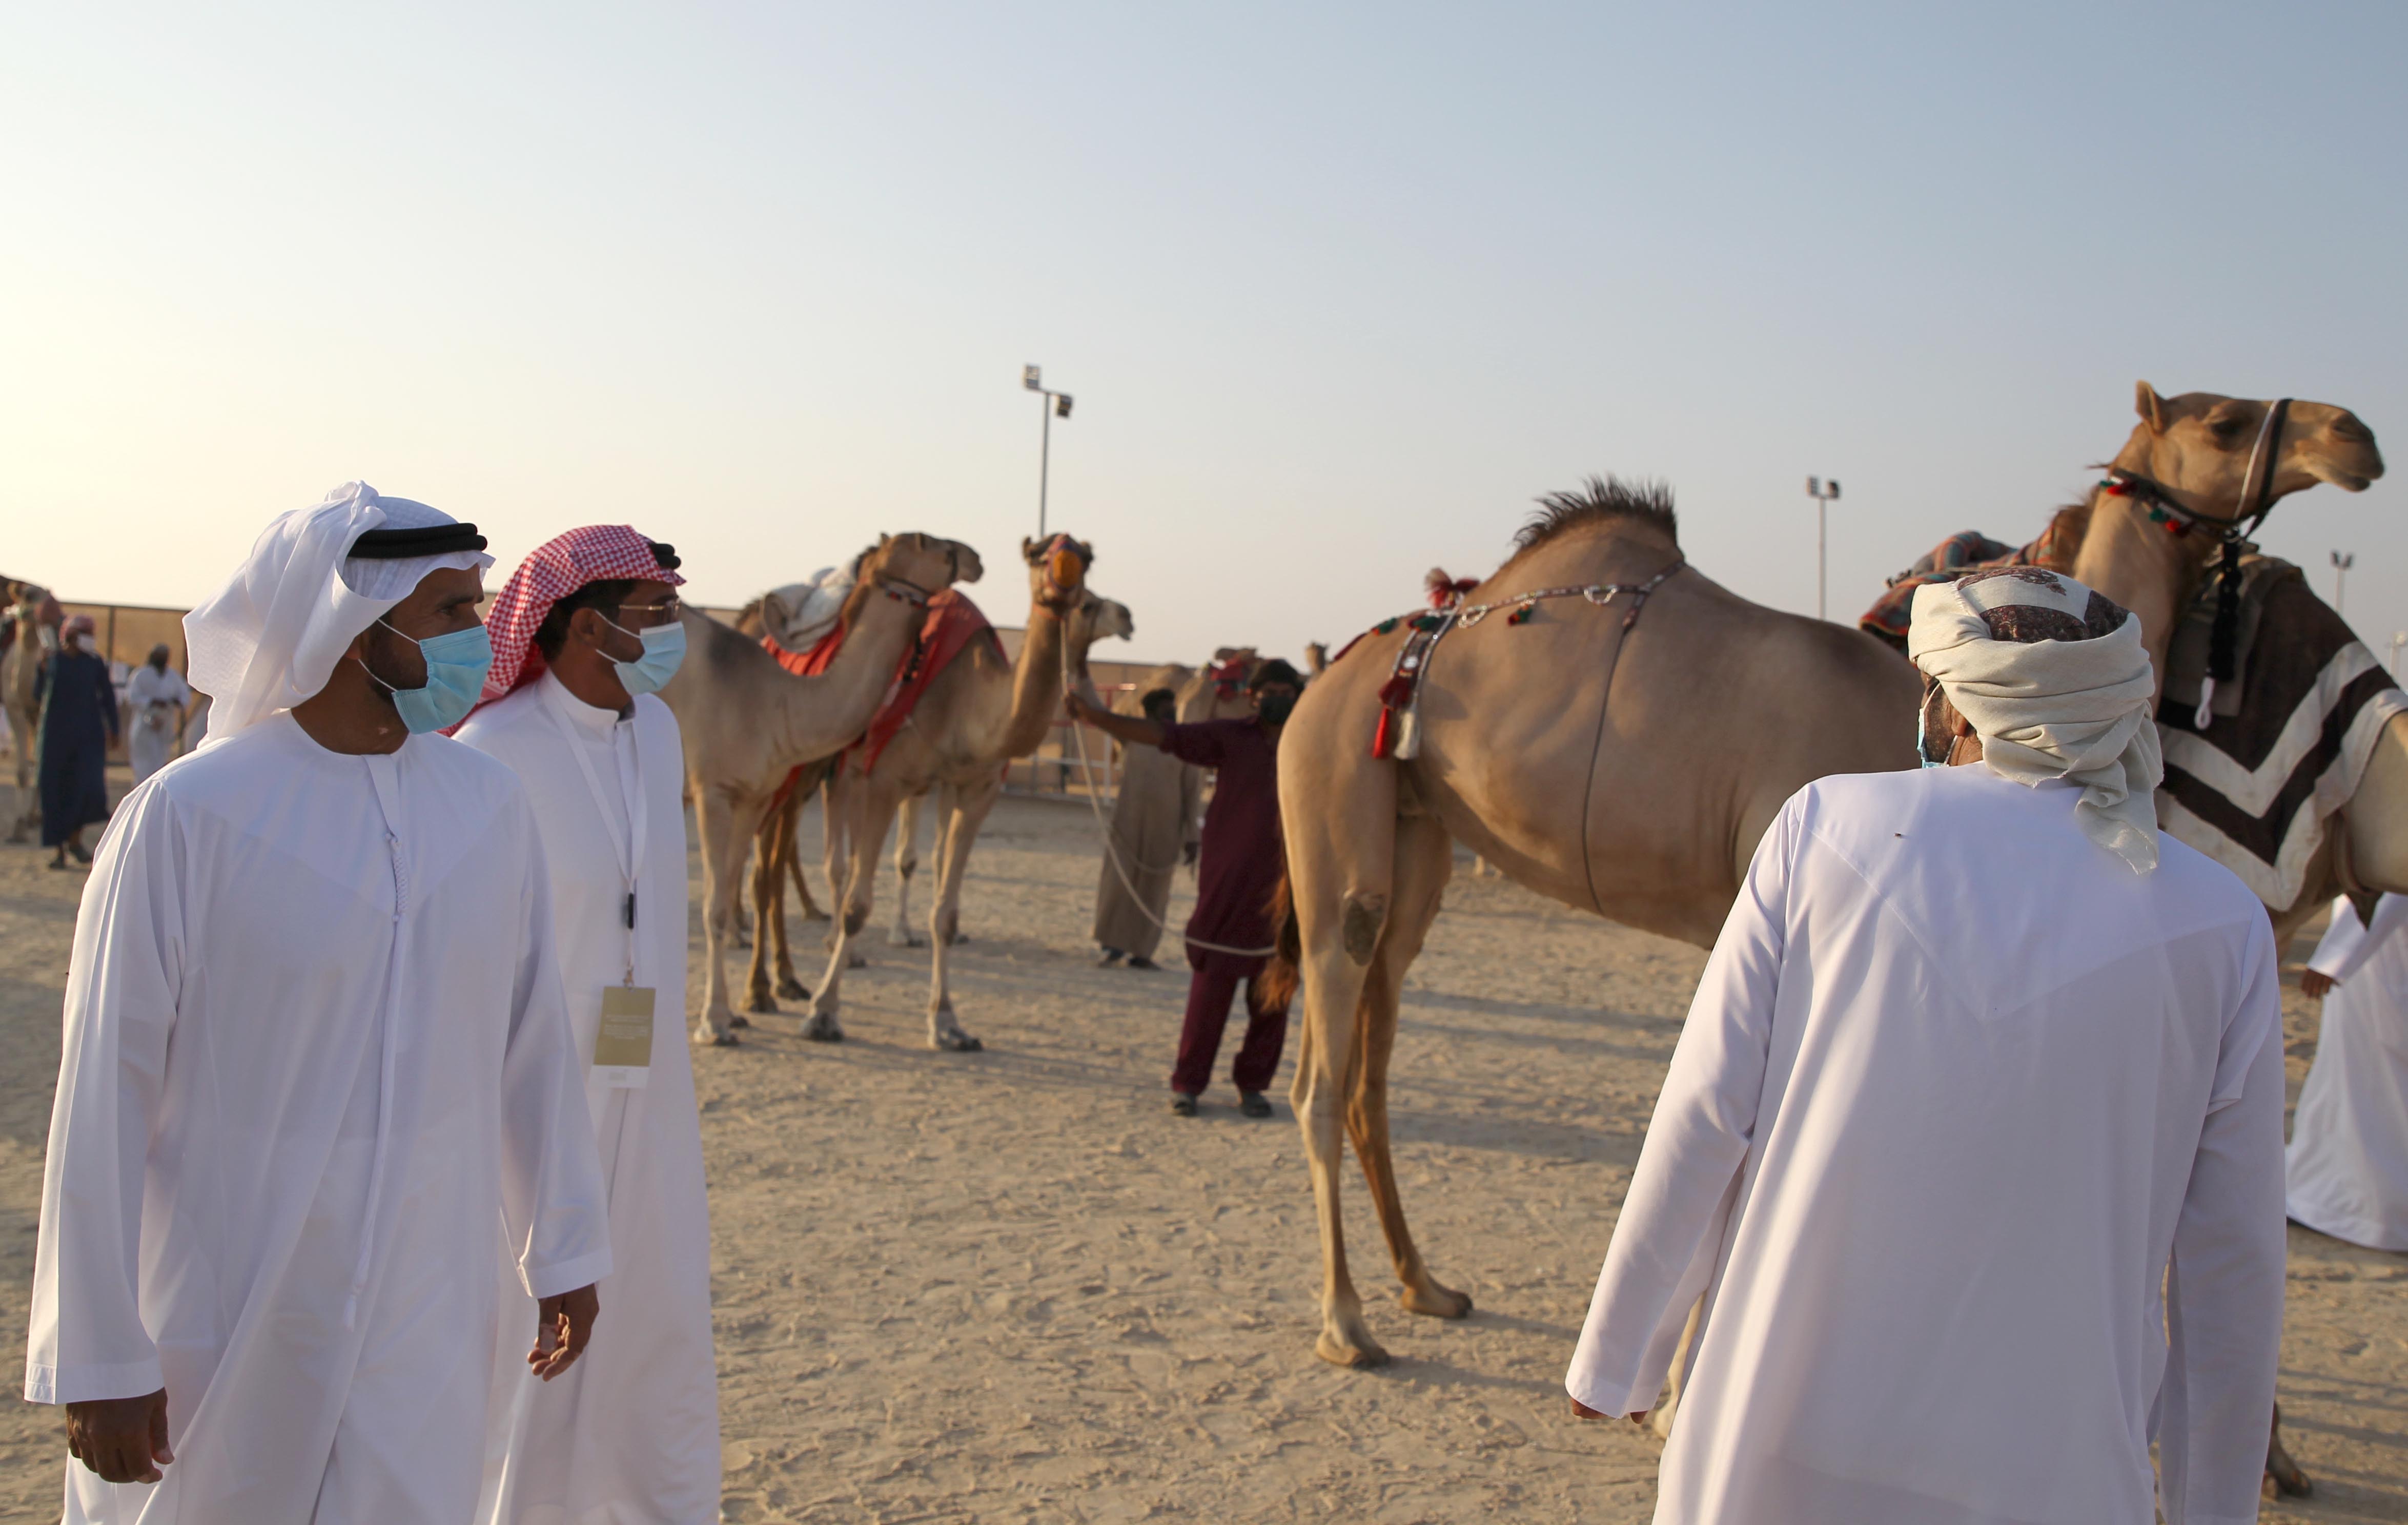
left=1500, top=475, right=1678, bottom=573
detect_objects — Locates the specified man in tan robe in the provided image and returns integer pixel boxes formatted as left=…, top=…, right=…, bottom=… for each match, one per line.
left=1093, top=687, right=1199, bottom=970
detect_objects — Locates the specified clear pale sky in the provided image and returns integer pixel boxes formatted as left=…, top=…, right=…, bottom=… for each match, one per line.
left=5, top=3, right=2402, bottom=667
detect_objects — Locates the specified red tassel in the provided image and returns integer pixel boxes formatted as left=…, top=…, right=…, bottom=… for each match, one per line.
left=1376, top=674, right=1415, bottom=707
left=1371, top=707, right=1397, bottom=758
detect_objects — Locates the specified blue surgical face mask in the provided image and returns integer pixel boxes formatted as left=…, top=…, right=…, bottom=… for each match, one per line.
left=362, top=620, right=494, bottom=733
left=605, top=616, right=687, bottom=696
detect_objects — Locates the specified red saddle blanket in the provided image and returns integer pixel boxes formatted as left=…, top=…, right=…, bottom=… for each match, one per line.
left=763, top=589, right=998, bottom=776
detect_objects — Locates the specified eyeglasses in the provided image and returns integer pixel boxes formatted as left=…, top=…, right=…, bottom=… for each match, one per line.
left=617, top=596, right=683, bottom=628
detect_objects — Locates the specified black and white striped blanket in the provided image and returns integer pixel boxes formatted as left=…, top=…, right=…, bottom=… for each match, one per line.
left=2156, top=555, right=2406, bottom=910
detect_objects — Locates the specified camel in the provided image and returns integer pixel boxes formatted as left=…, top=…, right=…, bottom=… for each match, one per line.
left=1276, top=394, right=2385, bottom=1349
left=655, top=532, right=976, bottom=1044
left=801, top=534, right=1133, bottom=1050
left=1275, top=387, right=2385, bottom=1497
left=2064, top=385, right=2395, bottom=949
left=2, top=581, right=61, bottom=842
left=1304, top=642, right=1330, bottom=678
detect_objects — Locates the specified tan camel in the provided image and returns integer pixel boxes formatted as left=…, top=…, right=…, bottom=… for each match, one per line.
left=1304, top=642, right=1330, bottom=678
left=1275, top=395, right=2391, bottom=1373
left=2063, top=385, right=2393, bottom=952
left=801, top=534, right=1132, bottom=1050
left=3, top=581, right=59, bottom=843
left=655, top=533, right=976, bottom=1044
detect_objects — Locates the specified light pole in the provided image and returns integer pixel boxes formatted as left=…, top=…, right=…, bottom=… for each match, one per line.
left=1023, top=364, right=1074, bottom=539
left=1806, top=477, right=1842, bottom=621
left=2389, top=631, right=2406, bottom=679
left=2332, top=550, right=2356, bottom=616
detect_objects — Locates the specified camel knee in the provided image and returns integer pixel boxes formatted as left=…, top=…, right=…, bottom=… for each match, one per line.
left=1340, top=893, right=1388, bottom=964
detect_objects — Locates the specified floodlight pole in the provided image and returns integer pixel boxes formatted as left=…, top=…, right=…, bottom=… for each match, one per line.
left=2332, top=550, right=2356, bottom=616
left=1807, top=477, right=1842, bottom=621
left=2389, top=631, right=2406, bottom=679
left=1023, top=364, right=1074, bottom=540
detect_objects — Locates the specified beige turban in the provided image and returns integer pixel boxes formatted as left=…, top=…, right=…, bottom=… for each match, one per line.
left=1908, top=568, right=2164, bottom=874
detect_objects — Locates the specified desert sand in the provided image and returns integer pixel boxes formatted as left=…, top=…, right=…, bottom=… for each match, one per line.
left=2, top=768, right=2404, bottom=1522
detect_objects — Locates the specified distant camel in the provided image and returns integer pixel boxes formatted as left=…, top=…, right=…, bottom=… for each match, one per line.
left=801, top=535, right=1132, bottom=1050
left=655, top=533, right=976, bottom=1043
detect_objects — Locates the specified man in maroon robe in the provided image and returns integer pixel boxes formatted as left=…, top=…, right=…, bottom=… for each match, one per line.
left=1067, top=660, right=1304, bottom=1117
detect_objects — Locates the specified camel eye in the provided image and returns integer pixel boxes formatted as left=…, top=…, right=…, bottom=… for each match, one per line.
left=2205, top=411, right=2249, bottom=441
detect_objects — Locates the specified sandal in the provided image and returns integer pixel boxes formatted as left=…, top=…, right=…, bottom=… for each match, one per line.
left=1170, top=1093, right=1199, bottom=1117
left=1239, top=1091, right=1274, bottom=1119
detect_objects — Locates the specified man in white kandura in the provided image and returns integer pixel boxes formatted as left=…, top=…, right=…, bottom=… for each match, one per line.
left=2289, top=893, right=2408, bottom=1250
left=1566, top=567, right=2285, bottom=1525
left=124, top=644, right=191, bottom=782
left=456, top=525, right=720, bottom=1524
left=25, top=483, right=613, bottom=1523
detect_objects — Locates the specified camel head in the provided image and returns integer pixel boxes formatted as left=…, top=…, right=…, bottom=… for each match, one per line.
left=1022, top=532, right=1096, bottom=613
left=2117, top=383, right=2384, bottom=519
left=1304, top=642, right=1330, bottom=677
left=863, top=533, right=978, bottom=600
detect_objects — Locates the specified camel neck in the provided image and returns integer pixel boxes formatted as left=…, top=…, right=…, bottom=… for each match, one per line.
left=990, top=605, right=1070, bottom=761
left=764, top=590, right=927, bottom=767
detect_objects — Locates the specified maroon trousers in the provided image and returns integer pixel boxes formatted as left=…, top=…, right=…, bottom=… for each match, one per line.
left=1171, top=949, right=1290, bottom=1096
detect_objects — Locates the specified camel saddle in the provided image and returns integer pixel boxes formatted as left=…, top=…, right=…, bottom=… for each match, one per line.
left=1859, top=523, right=2080, bottom=651
left=762, top=589, right=1001, bottom=787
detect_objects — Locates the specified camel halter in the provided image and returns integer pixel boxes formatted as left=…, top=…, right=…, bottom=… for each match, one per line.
left=876, top=576, right=934, bottom=608
left=2101, top=397, right=2291, bottom=728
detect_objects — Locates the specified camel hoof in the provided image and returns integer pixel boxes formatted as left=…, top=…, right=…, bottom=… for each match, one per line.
left=1402, top=1284, right=1473, bottom=1320
left=1315, top=1330, right=1391, bottom=1369
left=888, top=931, right=925, bottom=948
left=949, top=932, right=971, bottom=945
left=775, top=978, right=809, bottom=1001
left=710, top=1032, right=741, bottom=1047
left=847, top=953, right=868, bottom=970
left=932, top=1031, right=983, bottom=1053
left=744, top=995, right=779, bottom=1016
left=801, top=908, right=831, bottom=923
left=800, top=1013, right=845, bottom=1043
left=729, top=1014, right=752, bottom=1029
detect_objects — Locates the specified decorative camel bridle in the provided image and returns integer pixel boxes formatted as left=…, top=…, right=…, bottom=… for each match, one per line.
left=2098, top=397, right=2292, bottom=726
left=1030, top=533, right=1089, bottom=614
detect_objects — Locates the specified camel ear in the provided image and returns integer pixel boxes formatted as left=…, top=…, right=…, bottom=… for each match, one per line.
left=2135, top=381, right=2166, bottom=435
left=1021, top=536, right=1039, bottom=562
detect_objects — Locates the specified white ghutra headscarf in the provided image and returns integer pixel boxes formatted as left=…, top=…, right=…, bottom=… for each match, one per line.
left=1908, top=567, right=2164, bottom=874
left=184, top=483, right=493, bottom=738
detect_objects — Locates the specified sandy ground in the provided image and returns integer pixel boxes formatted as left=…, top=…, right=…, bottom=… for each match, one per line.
left=1, top=766, right=2404, bottom=1522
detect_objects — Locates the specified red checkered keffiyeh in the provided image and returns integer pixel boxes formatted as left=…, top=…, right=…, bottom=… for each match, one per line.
left=477, top=524, right=684, bottom=706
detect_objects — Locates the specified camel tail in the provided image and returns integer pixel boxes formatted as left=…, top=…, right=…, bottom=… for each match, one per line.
left=1257, top=872, right=1301, bottom=1011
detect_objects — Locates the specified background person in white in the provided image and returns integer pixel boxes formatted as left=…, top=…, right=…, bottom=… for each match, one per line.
left=457, top=525, right=720, bottom=1523
left=124, top=644, right=189, bottom=782
left=1565, top=568, right=2286, bottom=1525
left=2289, top=893, right=2408, bottom=1249
left=25, top=483, right=613, bottom=1523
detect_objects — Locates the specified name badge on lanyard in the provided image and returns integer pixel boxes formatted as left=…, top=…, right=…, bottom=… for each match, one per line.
left=549, top=687, right=655, bottom=1089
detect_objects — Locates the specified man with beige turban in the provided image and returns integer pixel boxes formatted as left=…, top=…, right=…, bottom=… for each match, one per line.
left=1565, top=567, right=2285, bottom=1525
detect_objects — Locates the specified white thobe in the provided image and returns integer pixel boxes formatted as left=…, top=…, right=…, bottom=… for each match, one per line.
left=1566, top=765, right=2286, bottom=1525
left=458, top=674, right=721, bottom=1524
left=25, top=712, right=613, bottom=1524
left=2289, top=893, right=2408, bottom=1249
left=124, top=665, right=190, bottom=782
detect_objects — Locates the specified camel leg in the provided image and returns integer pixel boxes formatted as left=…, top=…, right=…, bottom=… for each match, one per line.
left=889, top=790, right=926, bottom=948
left=2267, top=1402, right=2311, bottom=1497
left=805, top=768, right=903, bottom=1042
left=1285, top=746, right=1401, bottom=1368
left=693, top=786, right=769, bottom=1044
left=743, top=801, right=787, bottom=1016
left=923, top=778, right=996, bottom=1052
left=820, top=769, right=868, bottom=967
left=783, top=771, right=831, bottom=925
left=1648, top=1298, right=1703, bottom=1439
left=1346, top=810, right=1470, bottom=1320
left=769, top=782, right=812, bottom=1001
